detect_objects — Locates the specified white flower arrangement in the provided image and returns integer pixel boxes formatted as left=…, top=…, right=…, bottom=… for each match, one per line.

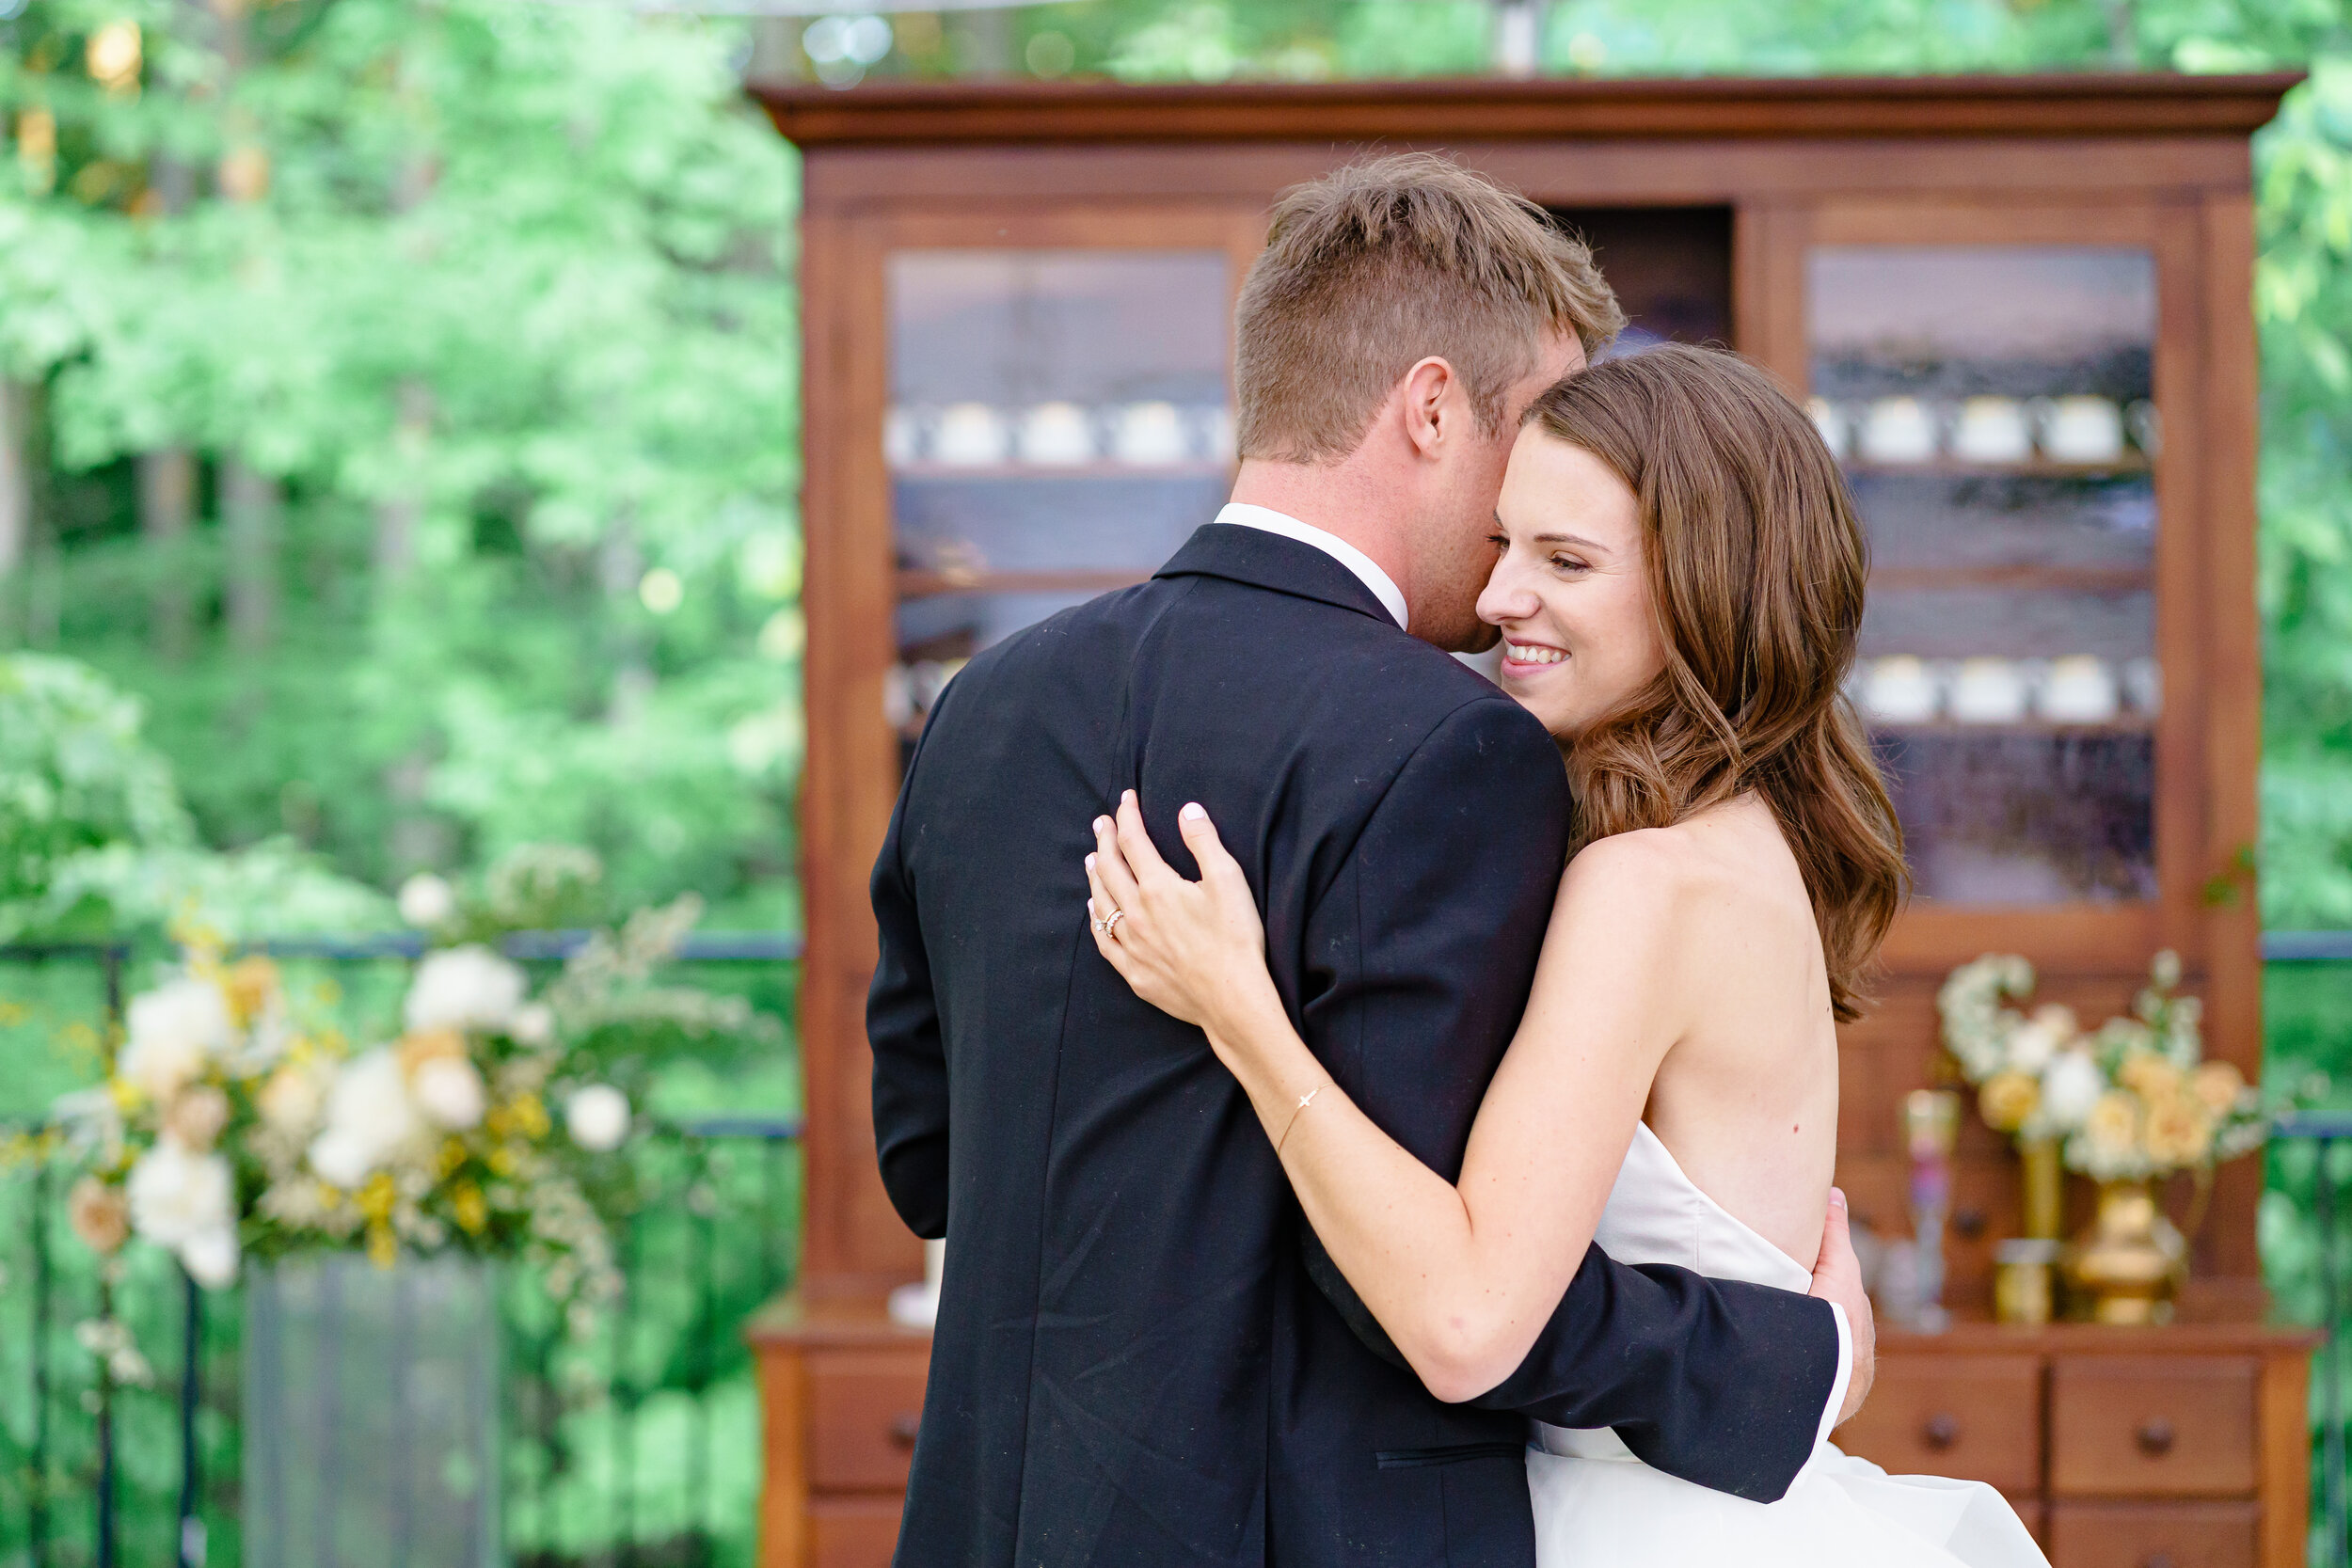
left=50, top=868, right=753, bottom=1310
left=1937, top=951, right=2265, bottom=1183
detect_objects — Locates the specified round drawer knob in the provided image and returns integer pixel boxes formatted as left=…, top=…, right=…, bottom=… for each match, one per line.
left=2135, top=1417, right=2176, bottom=1457
left=1921, top=1413, right=1960, bottom=1450
left=890, top=1411, right=922, bottom=1448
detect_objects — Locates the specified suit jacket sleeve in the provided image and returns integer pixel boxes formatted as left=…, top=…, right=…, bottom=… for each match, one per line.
left=869, top=736, right=949, bottom=1242
left=1297, top=694, right=1840, bottom=1503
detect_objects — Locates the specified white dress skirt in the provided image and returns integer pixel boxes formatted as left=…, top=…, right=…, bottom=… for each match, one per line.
left=1527, top=1124, right=2050, bottom=1568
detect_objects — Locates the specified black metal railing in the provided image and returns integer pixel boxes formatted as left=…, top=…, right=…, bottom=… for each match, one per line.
left=0, top=935, right=803, bottom=1568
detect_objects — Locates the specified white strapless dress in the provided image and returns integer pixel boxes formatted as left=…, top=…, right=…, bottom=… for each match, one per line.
left=1528, top=1124, right=2049, bottom=1567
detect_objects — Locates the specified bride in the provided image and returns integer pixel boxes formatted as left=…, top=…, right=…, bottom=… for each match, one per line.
left=1081, top=343, right=2049, bottom=1567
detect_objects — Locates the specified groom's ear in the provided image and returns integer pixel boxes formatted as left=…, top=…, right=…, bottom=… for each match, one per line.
left=1398, top=356, right=1460, bottom=456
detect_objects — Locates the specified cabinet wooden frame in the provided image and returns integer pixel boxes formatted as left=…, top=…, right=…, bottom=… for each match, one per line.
left=774, top=73, right=2292, bottom=1304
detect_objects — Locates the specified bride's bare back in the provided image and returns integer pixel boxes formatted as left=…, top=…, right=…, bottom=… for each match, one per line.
left=1570, top=793, right=1838, bottom=1271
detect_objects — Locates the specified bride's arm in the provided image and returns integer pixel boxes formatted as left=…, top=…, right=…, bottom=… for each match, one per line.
left=1085, top=790, right=1694, bottom=1403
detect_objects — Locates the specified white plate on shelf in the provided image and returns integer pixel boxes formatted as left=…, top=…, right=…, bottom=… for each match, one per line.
left=1951, top=397, right=2032, bottom=464
left=2037, top=656, right=2119, bottom=722
left=1859, top=397, right=1938, bottom=464
left=1017, top=403, right=1094, bottom=466
left=1111, top=402, right=1188, bottom=466
left=1949, top=657, right=2031, bottom=723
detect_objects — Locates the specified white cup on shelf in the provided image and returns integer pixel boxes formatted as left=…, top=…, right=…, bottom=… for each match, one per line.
left=2122, top=657, right=2162, bottom=717
left=2039, top=396, right=2125, bottom=464
left=1016, top=402, right=1094, bottom=466
left=1111, top=402, right=1188, bottom=466
left=1859, top=397, right=1938, bottom=465
left=2037, top=656, right=2120, bottom=723
left=1949, top=657, right=2031, bottom=724
left=934, top=403, right=1009, bottom=467
left=1806, top=398, right=1851, bottom=461
left=1860, top=657, right=1942, bottom=724
left=883, top=405, right=925, bottom=467
left=1950, top=397, right=2033, bottom=464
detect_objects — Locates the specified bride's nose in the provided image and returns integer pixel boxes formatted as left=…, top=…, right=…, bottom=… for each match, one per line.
left=1477, top=562, right=1542, bottom=627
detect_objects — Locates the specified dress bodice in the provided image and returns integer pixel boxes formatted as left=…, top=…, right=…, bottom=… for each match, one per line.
left=1591, top=1122, right=1813, bottom=1291
left=1537, top=1122, right=1812, bottom=1460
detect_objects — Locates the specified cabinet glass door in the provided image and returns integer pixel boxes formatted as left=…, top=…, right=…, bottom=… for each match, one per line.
left=885, top=249, right=1232, bottom=755
left=1808, top=246, right=2158, bottom=905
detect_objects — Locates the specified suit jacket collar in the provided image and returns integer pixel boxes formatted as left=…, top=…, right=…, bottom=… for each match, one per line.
left=1153, top=523, right=1400, bottom=627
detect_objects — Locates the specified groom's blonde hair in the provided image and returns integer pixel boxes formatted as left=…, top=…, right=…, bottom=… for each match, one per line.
left=1234, top=152, right=1623, bottom=465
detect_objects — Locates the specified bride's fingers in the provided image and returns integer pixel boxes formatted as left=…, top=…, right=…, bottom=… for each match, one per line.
left=1113, top=790, right=1182, bottom=890
left=1091, top=815, right=1146, bottom=915
left=1174, top=803, right=1249, bottom=903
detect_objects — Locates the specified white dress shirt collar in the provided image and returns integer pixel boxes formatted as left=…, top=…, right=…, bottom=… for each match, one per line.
left=1214, top=502, right=1408, bottom=631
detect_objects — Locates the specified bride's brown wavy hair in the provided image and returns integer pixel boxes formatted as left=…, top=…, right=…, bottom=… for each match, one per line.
left=1526, top=343, right=1907, bottom=1022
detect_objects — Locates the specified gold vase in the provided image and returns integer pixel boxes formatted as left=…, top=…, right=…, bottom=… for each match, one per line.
left=2020, top=1136, right=2064, bottom=1241
left=2061, top=1179, right=2187, bottom=1324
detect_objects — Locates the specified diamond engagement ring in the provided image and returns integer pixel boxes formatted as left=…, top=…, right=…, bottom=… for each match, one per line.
left=1092, top=909, right=1124, bottom=936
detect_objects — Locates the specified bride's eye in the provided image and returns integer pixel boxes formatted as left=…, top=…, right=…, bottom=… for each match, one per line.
left=1486, top=532, right=1508, bottom=552
left=1549, top=553, right=1590, bottom=575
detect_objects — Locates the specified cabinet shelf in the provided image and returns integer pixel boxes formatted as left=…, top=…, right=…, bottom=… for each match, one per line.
left=1841, top=453, right=2152, bottom=478
left=890, top=460, right=1231, bottom=482
left=896, top=568, right=1151, bottom=599
left=1871, top=563, right=2153, bottom=593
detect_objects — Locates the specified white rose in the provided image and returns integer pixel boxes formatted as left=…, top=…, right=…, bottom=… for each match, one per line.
left=511, top=1003, right=555, bottom=1048
left=410, top=1055, right=486, bottom=1131
left=565, top=1085, right=631, bottom=1152
left=2040, top=1050, right=2106, bottom=1132
left=126, top=1141, right=239, bottom=1288
left=307, top=1049, right=424, bottom=1187
left=120, top=977, right=234, bottom=1101
left=178, top=1225, right=241, bottom=1289
left=403, top=945, right=528, bottom=1037
left=2004, top=1019, right=2063, bottom=1075
left=398, top=873, right=459, bottom=929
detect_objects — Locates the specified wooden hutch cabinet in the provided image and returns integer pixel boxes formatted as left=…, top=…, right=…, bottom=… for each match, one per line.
left=746, top=72, right=2315, bottom=1568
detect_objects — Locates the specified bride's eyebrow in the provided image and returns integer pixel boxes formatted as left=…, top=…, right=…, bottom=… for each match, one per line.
left=1533, top=532, right=1607, bottom=553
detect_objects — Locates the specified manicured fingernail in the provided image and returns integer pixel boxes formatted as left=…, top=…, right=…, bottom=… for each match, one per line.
left=1181, top=802, right=1206, bottom=821
left=1094, top=816, right=1109, bottom=832
left=1829, top=1188, right=1847, bottom=1211
left=1122, top=789, right=1136, bottom=804
left=1086, top=853, right=1096, bottom=871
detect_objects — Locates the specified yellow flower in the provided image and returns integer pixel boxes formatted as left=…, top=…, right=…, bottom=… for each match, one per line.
left=2190, top=1060, right=2247, bottom=1116
left=2118, top=1053, right=2183, bottom=1102
left=451, top=1182, right=489, bottom=1236
left=315, top=1180, right=344, bottom=1210
left=2143, top=1092, right=2215, bottom=1167
left=2085, top=1091, right=2141, bottom=1161
left=1979, top=1070, right=2041, bottom=1132
left=437, top=1136, right=469, bottom=1179
left=367, top=1223, right=398, bottom=1269
left=511, top=1093, right=550, bottom=1139
left=487, top=1145, right=518, bottom=1177
left=223, top=957, right=280, bottom=1029
left=358, top=1171, right=398, bottom=1223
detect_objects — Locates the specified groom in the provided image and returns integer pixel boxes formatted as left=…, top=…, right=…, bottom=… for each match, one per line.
left=869, top=153, right=1874, bottom=1566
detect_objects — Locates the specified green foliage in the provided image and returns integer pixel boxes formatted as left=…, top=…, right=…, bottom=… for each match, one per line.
left=0, top=0, right=799, bottom=922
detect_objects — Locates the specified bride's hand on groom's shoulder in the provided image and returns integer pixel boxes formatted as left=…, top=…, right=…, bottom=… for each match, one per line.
left=1811, top=1187, right=1877, bottom=1427
left=1084, top=791, right=1274, bottom=1046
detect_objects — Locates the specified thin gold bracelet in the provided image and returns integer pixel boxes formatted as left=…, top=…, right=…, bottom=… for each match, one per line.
left=1276, top=1082, right=1330, bottom=1155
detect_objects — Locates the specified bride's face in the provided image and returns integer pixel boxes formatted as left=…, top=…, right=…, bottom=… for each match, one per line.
left=1477, top=426, right=1667, bottom=739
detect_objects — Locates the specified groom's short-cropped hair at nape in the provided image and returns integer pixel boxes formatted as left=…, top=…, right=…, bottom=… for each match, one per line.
left=1233, top=151, right=1625, bottom=467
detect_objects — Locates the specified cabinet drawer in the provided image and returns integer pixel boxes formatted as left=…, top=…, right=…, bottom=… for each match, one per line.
left=1836, top=1354, right=2042, bottom=1493
left=808, top=1352, right=929, bottom=1493
left=2051, top=1358, right=2256, bottom=1498
left=2045, top=1500, right=2258, bottom=1568
left=810, top=1497, right=904, bottom=1568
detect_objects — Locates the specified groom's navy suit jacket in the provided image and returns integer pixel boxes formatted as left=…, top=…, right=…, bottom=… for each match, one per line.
left=869, top=524, right=1841, bottom=1566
